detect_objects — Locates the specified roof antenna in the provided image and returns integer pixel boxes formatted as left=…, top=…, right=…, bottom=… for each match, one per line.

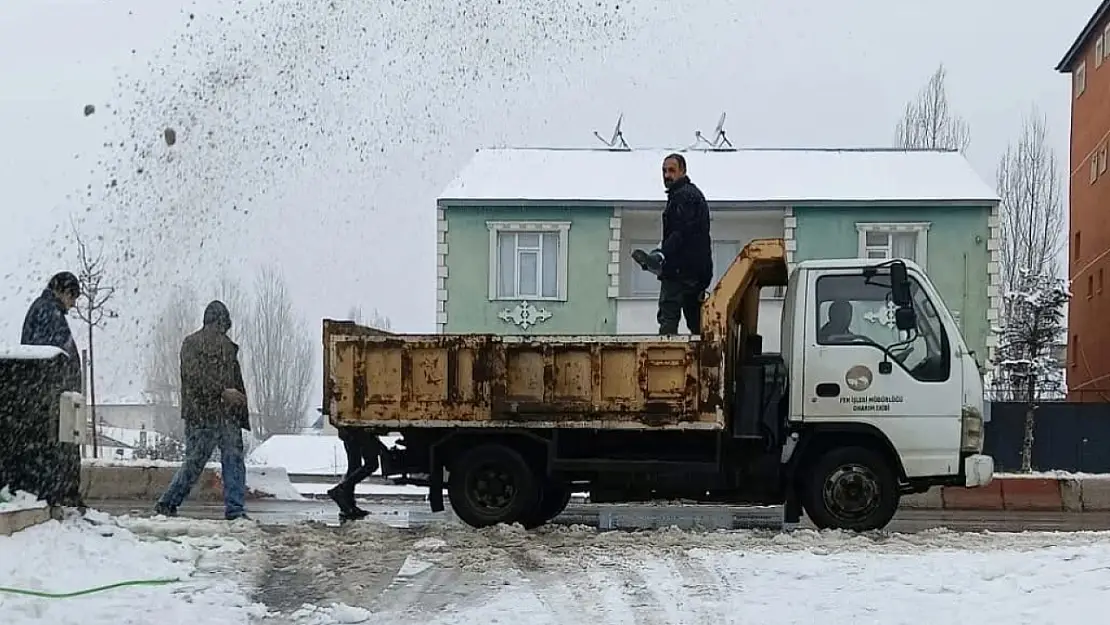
left=688, top=112, right=734, bottom=151
left=593, top=113, right=630, bottom=150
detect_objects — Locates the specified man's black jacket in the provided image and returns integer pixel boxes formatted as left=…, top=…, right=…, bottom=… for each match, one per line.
left=180, top=325, right=250, bottom=430
left=21, top=289, right=82, bottom=392
left=660, top=176, right=713, bottom=287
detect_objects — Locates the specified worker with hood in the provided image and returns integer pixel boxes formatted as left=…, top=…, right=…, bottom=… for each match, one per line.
left=155, top=300, right=251, bottom=521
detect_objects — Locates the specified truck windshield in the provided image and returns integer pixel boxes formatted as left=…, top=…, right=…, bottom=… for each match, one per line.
left=815, top=273, right=950, bottom=382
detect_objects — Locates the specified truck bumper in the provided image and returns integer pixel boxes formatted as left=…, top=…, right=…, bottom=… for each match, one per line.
left=963, top=454, right=994, bottom=488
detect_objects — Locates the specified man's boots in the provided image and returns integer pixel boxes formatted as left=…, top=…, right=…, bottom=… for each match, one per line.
left=327, top=464, right=375, bottom=521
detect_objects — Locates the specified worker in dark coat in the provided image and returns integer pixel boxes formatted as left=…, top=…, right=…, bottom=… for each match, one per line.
left=22, top=271, right=83, bottom=391
left=155, top=301, right=251, bottom=520
left=19, top=271, right=85, bottom=509
left=634, top=153, right=714, bottom=334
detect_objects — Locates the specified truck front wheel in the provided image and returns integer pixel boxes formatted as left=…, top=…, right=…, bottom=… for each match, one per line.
left=802, top=446, right=899, bottom=532
left=447, top=443, right=540, bottom=528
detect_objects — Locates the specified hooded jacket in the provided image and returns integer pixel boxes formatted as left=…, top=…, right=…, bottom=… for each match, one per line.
left=179, top=301, right=249, bottom=429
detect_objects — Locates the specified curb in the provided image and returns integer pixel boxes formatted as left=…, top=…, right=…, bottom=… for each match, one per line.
left=80, top=464, right=296, bottom=503
left=904, top=477, right=1110, bottom=512
left=0, top=506, right=52, bottom=536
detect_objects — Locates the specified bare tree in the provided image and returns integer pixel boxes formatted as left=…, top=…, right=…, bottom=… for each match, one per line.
left=242, top=266, right=313, bottom=438
left=71, top=224, right=118, bottom=458
left=144, top=285, right=199, bottom=440
left=992, top=270, right=1069, bottom=472
left=895, top=64, right=971, bottom=153
left=996, top=107, right=1065, bottom=294
left=347, top=305, right=392, bottom=330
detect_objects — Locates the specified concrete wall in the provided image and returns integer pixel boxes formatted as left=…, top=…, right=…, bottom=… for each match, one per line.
left=792, top=204, right=993, bottom=362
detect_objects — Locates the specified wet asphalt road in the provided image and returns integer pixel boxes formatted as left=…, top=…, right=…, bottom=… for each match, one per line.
left=89, top=497, right=1110, bottom=533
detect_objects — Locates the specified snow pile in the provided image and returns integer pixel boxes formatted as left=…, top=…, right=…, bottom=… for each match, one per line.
left=0, top=487, right=46, bottom=514
left=288, top=603, right=372, bottom=624
left=0, top=511, right=267, bottom=625
left=0, top=346, right=66, bottom=360
left=83, top=457, right=219, bottom=469
left=243, top=466, right=304, bottom=501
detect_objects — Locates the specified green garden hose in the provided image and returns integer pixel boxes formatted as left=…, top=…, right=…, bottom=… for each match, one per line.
left=0, top=577, right=182, bottom=599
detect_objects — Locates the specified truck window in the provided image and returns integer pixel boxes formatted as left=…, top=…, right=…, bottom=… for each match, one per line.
left=815, top=273, right=950, bottom=382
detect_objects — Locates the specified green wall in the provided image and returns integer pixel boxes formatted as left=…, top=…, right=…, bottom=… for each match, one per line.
left=443, top=204, right=616, bottom=334
left=792, top=204, right=993, bottom=360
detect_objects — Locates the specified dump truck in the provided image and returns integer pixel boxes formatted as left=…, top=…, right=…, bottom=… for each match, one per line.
left=322, top=238, right=994, bottom=531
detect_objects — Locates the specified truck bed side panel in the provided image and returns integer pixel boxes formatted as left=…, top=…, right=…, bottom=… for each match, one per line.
left=325, top=330, right=723, bottom=430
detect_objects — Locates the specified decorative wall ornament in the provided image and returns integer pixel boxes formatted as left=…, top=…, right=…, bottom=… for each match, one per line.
left=863, top=301, right=898, bottom=328
left=498, top=301, right=552, bottom=330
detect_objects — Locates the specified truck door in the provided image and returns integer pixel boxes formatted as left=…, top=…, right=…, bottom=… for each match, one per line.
left=800, top=266, right=963, bottom=478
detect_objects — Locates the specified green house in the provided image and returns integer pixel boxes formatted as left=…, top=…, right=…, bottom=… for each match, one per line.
left=435, top=147, right=1000, bottom=364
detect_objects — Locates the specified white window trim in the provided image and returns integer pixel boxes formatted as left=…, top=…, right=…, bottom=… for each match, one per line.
left=855, top=222, right=930, bottom=269
left=1098, top=35, right=1105, bottom=68
left=1076, top=61, right=1087, bottom=98
left=486, top=220, right=571, bottom=301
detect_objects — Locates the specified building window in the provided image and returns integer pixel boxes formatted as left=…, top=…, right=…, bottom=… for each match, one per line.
left=1088, top=274, right=1095, bottom=299
left=624, top=239, right=783, bottom=298
left=1072, top=334, right=1079, bottom=368
left=1099, top=268, right=1104, bottom=293
left=1092, top=156, right=1100, bottom=184
left=1098, top=35, right=1105, bottom=67
left=856, top=222, right=930, bottom=269
left=1076, top=61, right=1087, bottom=98
left=1075, top=231, right=1082, bottom=260
left=1106, top=24, right=1110, bottom=59
left=486, top=221, right=571, bottom=301
left=1100, top=145, right=1108, bottom=174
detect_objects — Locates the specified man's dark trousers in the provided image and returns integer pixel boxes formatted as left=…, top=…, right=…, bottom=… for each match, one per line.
left=658, top=278, right=704, bottom=335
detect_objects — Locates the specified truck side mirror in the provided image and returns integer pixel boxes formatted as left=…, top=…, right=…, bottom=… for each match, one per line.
left=894, top=307, right=917, bottom=331
left=889, top=261, right=911, bottom=307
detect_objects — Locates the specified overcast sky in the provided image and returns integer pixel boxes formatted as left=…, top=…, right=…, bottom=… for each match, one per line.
left=0, top=0, right=1096, bottom=403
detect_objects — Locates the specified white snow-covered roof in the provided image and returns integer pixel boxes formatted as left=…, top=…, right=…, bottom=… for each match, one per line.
left=0, top=345, right=67, bottom=360
left=438, top=148, right=1000, bottom=205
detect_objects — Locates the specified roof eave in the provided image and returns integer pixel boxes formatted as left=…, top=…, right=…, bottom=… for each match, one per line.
left=1055, top=0, right=1110, bottom=72
left=437, top=197, right=1000, bottom=207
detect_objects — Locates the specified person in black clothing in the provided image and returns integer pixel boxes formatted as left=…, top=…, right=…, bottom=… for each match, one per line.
left=19, top=271, right=85, bottom=509
left=634, top=153, right=713, bottom=334
left=328, top=427, right=390, bottom=521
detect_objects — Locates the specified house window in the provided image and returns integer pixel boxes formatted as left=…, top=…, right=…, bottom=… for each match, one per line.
left=1075, top=231, right=1082, bottom=260
left=1088, top=274, right=1094, bottom=299
left=1076, top=61, right=1087, bottom=98
left=1098, top=35, right=1105, bottom=67
left=856, top=222, right=930, bottom=268
left=486, top=221, right=571, bottom=301
left=1092, top=156, right=1099, bottom=184
left=1100, top=145, right=1108, bottom=174
left=1099, top=268, right=1104, bottom=293
left=1072, top=334, right=1079, bottom=368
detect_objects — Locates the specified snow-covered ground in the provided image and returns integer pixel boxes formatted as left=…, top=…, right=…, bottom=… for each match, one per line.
left=4, top=510, right=1110, bottom=624
left=0, top=511, right=267, bottom=625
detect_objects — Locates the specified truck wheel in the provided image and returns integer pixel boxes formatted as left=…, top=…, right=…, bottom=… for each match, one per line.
left=521, top=482, right=572, bottom=529
left=447, top=444, right=540, bottom=528
left=802, top=446, right=899, bottom=532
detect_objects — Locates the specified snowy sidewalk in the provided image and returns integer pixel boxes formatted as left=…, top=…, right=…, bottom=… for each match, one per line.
left=0, top=511, right=267, bottom=625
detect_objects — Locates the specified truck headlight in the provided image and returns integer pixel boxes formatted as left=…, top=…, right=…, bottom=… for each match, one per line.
left=961, top=405, right=984, bottom=453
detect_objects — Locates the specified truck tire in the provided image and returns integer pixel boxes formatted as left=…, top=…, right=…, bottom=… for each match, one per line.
left=447, top=443, right=540, bottom=528
left=802, top=446, right=899, bottom=532
left=521, top=482, right=572, bottom=529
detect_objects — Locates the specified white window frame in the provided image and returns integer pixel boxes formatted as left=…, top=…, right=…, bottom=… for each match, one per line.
left=856, top=222, right=930, bottom=269
left=486, top=220, right=571, bottom=301
left=1092, top=156, right=1099, bottom=184
left=1098, top=35, right=1105, bottom=67
left=1076, top=61, right=1087, bottom=98
left=1106, top=24, right=1110, bottom=60
left=1100, top=145, right=1108, bottom=174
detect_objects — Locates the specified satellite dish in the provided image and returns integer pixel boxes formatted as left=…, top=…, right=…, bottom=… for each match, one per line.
left=593, top=113, right=630, bottom=150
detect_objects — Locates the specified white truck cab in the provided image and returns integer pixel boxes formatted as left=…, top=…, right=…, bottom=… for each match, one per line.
left=781, top=257, right=994, bottom=496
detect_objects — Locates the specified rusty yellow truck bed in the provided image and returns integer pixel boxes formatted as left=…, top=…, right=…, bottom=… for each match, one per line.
left=324, top=238, right=788, bottom=431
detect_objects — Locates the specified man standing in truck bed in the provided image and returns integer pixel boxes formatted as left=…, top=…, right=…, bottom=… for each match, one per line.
left=635, top=153, right=713, bottom=335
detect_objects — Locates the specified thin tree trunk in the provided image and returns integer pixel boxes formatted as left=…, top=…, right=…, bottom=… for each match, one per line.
left=1020, top=377, right=1037, bottom=473
left=88, top=318, right=98, bottom=459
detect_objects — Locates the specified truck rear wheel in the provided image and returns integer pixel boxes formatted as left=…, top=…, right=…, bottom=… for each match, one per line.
left=447, top=443, right=540, bottom=528
left=521, top=481, right=572, bottom=529
left=802, top=446, right=899, bottom=532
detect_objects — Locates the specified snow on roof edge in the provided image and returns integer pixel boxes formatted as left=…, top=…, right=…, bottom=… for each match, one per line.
left=437, top=146, right=1000, bottom=205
